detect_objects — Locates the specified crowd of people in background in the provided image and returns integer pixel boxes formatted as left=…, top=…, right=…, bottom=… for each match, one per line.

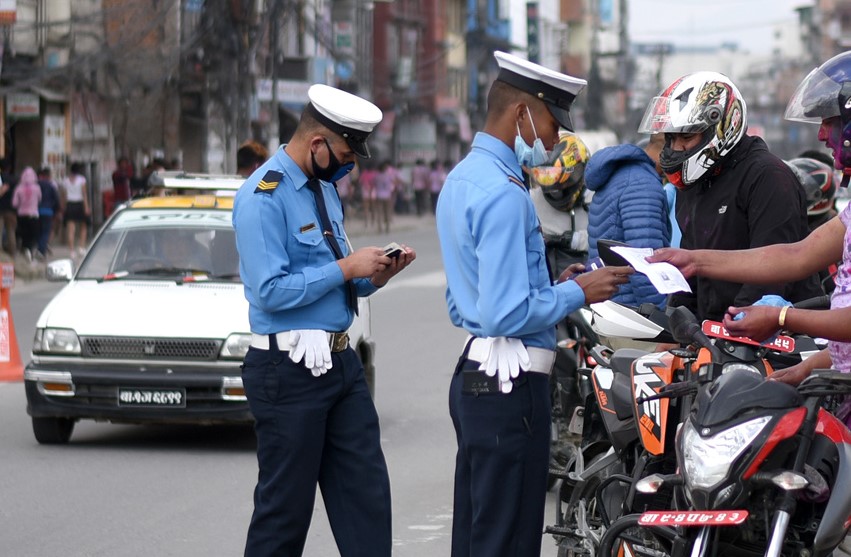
left=336, top=158, right=454, bottom=233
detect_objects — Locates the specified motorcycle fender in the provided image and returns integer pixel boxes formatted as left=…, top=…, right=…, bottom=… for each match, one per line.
left=813, top=426, right=851, bottom=556
left=632, top=352, right=676, bottom=456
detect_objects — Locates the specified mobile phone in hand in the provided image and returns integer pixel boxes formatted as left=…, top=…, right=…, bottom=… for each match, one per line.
left=383, top=242, right=404, bottom=258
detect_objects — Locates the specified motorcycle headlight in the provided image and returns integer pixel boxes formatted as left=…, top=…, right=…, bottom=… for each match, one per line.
left=681, top=416, right=771, bottom=490
left=34, top=328, right=82, bottom=355
left=220, top=333, right=252, bottom=360
left=722, top=362, right=760, bottom=376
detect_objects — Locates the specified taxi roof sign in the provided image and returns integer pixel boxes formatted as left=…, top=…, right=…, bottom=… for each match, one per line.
left=148, top=171, right=245, bottom=192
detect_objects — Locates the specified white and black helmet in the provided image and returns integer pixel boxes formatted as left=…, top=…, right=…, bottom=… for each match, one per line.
left=638, top=71, right=747, bottom=190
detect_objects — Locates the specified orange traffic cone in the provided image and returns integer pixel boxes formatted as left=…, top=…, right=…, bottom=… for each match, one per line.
left=0, top=262, right=23, bottom=382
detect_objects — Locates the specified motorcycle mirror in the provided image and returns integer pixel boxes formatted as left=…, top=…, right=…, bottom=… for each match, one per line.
left=669, top=306, right=700, bottom=345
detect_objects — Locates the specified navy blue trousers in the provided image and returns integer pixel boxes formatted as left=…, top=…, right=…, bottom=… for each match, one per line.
left=242, top=345, right=391, bottom=557
left=449, top=358, right=551, bottom=557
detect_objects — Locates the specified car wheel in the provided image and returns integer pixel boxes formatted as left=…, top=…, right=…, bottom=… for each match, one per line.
left=32, top=417, right=75, bottom=444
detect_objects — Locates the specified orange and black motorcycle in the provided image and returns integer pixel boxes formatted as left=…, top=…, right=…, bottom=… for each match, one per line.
left=547, top=302, right=821, bottom=557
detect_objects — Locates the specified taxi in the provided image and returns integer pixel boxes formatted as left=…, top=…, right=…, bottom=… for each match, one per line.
left=24, top=172, right=376, bottom=444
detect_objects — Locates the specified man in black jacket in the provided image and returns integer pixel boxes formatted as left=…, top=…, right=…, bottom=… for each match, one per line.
left=638, top=71, right=822, bottom=320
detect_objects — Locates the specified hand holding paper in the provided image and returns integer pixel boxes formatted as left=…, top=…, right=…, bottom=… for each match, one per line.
left=610, top=246, right=692, bottom=295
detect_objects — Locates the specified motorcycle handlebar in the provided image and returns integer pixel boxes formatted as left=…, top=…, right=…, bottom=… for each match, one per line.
left=792, top=295, right=831, bottom=310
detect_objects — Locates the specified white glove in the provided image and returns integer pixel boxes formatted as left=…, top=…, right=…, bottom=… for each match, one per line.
left=478, top=337, right=531, bottom=394
left=288, top=330, right=332, bottom=377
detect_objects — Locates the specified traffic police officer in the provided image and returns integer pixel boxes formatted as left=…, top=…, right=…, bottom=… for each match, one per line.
left=436, top=51, right=632, bottom=557
left=233, top=84, right=415, bottom=557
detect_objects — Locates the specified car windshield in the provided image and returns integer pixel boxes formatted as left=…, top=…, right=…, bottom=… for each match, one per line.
left=76, top=208, right=240, bottom=281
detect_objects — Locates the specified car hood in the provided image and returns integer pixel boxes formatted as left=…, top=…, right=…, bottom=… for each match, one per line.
left=38, top=280, right=250, bottom=338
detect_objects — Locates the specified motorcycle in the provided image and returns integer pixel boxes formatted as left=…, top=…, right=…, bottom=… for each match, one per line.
left=598, top=307, right=846, bottom=557
left=547, top=300, right=823, bottom=557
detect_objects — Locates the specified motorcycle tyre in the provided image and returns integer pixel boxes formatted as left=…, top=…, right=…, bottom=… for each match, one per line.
left=555, top=449, right=625, bottom=557
left=598, top=513, right=677, bottom=557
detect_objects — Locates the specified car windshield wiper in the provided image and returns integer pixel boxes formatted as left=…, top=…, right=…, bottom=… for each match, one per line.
left=131, top=266, right=211, bottom=276
left=98, top=271, right=132, bottom=282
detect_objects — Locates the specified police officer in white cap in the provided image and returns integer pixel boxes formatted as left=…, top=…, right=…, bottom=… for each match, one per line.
left=436, top=51, right=631, bottom=557
left=233, top=83, right=415, bottom=557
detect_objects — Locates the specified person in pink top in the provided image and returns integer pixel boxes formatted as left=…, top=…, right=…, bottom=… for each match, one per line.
left=358, top=162, right=378, bottom=227
left=12, top=166, right=41, bottom=261
left=411, top=159, right=429, bottom=216
left=373, top=160, right=397, bottom=233
left=428, top=160, right=446, bottom=214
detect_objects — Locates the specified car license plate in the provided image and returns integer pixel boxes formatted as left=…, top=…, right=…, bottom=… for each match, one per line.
left=639, top=510, right=748, bottom=527
left=118, top=388, right=186, bottom=407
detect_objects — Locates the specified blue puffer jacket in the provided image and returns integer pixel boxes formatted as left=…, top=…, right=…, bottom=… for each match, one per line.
left=586, top=144, right=671, bottom=307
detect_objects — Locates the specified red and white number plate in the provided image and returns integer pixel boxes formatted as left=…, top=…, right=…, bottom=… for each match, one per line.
left=639, top=510, right=748, bottom=527
left=702, top=321, right=795, bottom=353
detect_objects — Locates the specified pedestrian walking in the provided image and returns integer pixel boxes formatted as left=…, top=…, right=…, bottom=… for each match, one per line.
left=12, top=167, right=41, bottom=262
left=36, top=167, right=60, bottom=258
left=436, top=50, right=632, bottom=557
left=63, top=162, right=90, bottom=257
left=232, top=83, right=416, bottom=557
left=411, top=158, right=429, bottom=216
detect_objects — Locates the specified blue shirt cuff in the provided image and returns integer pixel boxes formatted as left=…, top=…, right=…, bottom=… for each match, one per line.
left=557, top=280, right=586, bottom=311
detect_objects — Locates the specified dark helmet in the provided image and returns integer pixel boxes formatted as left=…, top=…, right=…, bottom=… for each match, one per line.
left=638, top=71, right=747, bottom=190
left=785, top=157, right=838, bottom=216
left=527, top=133, right=589, bottom=212
left=785, top=51, right=851, bottom=168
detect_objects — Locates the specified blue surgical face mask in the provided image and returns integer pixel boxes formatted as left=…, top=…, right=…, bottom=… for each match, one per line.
left=514, top=107, right=550, bottom=168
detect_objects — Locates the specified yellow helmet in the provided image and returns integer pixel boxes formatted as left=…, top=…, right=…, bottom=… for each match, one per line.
left=528, top=133, right=589, bottom=211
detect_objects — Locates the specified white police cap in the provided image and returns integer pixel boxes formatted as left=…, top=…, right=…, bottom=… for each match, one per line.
left=494, top=51, right=587, bottom=132
left=307, top=84, right=383, bottom=158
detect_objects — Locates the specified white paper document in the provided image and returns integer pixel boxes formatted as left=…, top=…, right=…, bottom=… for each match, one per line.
left=610, top=246, right=692, bottom=295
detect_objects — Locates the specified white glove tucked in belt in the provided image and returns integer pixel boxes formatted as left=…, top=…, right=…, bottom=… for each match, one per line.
left=288, top=330, right=332, bottom=377
left=478, top=337, right=531, bottom=394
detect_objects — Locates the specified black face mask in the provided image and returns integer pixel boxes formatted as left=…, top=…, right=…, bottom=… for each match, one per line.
left=311, top=138, right=354, bottom=182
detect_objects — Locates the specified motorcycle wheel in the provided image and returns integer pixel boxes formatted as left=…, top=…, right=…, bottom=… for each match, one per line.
left=555, top=450, right=625, bottom=557
left=598, top=514, right=676, bottom=557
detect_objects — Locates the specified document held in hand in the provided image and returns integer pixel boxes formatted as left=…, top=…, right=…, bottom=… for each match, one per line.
left=610, top=246, right=692, bottom=295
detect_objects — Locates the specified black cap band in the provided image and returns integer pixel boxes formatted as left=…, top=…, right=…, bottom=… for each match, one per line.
left=497, top=69, right=577, bottom=110
left=306, top=103, right=372, bottom=158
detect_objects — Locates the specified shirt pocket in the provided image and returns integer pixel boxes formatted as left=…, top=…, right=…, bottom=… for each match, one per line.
left=527, top=228, right=550, bottom=288
left=293, top=227, right=328, bottom=265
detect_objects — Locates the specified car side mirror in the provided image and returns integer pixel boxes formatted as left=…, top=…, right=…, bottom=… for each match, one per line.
left=46, top=259, right=74, bottom=282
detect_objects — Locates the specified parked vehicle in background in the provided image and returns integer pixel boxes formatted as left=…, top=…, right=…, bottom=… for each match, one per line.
left=24, top=172, right=376, bottom=444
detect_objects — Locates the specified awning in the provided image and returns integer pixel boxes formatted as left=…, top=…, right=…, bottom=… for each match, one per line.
left=30, top=85, right=68, bottom=103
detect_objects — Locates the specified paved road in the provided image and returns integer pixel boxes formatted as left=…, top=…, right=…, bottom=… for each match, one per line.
left=2, top=219, right=564, bottom=556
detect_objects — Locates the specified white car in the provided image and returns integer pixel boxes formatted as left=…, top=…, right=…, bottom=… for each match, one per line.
left=24, top=173, right=375, bottom=444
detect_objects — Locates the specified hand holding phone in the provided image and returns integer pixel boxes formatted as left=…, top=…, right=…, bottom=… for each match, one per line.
left=382, top=242, right=404, bottom=258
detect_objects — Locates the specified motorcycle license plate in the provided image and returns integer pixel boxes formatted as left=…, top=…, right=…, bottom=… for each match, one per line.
left=702, top=321, right=795, bottom=353
left=639, top=510, right=748, bottom=527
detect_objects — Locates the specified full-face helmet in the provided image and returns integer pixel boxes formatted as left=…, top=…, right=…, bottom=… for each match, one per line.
left=784, top=157, right=838, bottom=216
left=527, top=133, right=589, bottom=211
left=785, top=51, right=851, bottom=169
left=638, top=71, right=747, bottom=190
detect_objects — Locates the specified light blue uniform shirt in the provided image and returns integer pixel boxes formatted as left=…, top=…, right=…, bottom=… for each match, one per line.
left=436, top=132, right=586, bottom=350
left=232, top=146, right=377, bottom=334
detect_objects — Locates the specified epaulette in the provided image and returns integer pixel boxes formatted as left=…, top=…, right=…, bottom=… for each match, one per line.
left=508, top=175, right=527, bottom=191
left=255, top=170, right=283, bottom=194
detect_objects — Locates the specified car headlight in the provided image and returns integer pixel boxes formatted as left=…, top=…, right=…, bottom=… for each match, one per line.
left=34, top=328, right=82, bottom=355
left=681, top=416, right=771, bottom=490
left=220, top=333, right=252, bottom=360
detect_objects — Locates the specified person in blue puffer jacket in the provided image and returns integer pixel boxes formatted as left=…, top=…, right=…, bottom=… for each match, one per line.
left=586, top=134, right=671, bottom=307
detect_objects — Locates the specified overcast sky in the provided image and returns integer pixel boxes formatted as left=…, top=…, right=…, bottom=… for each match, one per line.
left=628, top=0, right=810, bottom=54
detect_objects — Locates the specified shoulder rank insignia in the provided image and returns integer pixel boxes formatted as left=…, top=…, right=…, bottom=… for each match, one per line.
left=508, top=175, right=527, bottom=191
left=254, top=170, right=283, bottom=194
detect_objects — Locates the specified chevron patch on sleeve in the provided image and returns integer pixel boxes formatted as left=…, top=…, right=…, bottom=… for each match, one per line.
left=254, top=170, right=283, bottom=194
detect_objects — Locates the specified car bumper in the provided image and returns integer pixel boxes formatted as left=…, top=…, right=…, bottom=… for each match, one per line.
left=24, top=359, right=254, bottom=425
